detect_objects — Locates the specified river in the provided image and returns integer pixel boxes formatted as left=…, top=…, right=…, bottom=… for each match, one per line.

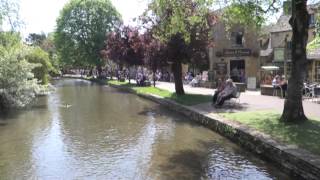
left=0, top=79, right=289, bottom=179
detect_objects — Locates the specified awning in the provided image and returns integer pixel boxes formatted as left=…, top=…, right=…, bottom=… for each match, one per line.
left=261, top=66, right=280, bottom=71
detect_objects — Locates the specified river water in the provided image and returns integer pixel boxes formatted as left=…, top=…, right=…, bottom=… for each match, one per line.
left=0, top=79, right=289, bottom=179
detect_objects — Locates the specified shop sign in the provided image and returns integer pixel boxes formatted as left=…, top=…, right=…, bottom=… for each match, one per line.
left=216, top=63, right=227, bottom=75
left=223, top=49, right=251, bottom=57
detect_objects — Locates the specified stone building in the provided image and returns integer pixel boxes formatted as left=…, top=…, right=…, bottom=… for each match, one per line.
left=260, top=2, right=320, bottom=84
left=208, top=15, right=260, bottom=89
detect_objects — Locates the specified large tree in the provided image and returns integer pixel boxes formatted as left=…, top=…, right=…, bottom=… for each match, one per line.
left=280, top=0, right=310, bottom=122
left=141, top=0, right=215, bottom=95
left=54, top=0, right=121, bottom=74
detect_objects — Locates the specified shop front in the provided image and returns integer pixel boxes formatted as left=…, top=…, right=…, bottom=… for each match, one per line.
left=213, top=48, right=259, bottom=90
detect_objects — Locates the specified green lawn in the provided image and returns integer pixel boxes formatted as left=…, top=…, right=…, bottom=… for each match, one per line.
left=221, top=111, right=320, bottom=155
left=107, top=80, right=211, bottom=106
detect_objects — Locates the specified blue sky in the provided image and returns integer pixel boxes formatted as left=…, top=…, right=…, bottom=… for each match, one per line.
left=19, top=0, right=148, bottom=36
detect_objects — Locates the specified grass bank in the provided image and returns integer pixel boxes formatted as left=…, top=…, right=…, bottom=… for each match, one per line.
left=221, top=111, right=320, bottom=155
left=107, top=80, right=211, bottom=106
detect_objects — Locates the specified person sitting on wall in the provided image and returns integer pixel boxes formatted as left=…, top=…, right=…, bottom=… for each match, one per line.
left=215, top=79, right=238, bottom=107
left=189, top=73, right=201, bottom=87
left=136, top=72, right=144, bottom=86
left=212, top=78, right=226, bottom=104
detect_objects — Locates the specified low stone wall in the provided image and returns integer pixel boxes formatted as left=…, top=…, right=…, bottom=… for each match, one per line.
left=107, top=82, right=320, bottom=180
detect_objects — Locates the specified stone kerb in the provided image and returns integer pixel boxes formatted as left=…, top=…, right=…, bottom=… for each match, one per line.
left=106, top=81, right=320, bottom=180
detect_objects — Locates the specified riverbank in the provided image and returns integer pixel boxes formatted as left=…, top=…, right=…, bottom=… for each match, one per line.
left=93, top=78, right=320, bottom=180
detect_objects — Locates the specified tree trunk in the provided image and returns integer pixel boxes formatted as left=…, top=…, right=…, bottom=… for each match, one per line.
left=172, top=59, right=185, bottom=95
left=97, top=65, right=103, bottom=78
left=128, top=68, right=131, bottom=84
left=152, top=62, right=157, bottom=87
left=153, top=71, right=156, bottom=87
left=280, top=0, right=309, bottom=122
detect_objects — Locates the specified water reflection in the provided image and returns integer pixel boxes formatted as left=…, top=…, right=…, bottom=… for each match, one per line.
left=0, top=79, right=289, bottom=179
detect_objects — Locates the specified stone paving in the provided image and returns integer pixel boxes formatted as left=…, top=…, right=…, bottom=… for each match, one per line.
left=156, top=81, right=320, bottom=119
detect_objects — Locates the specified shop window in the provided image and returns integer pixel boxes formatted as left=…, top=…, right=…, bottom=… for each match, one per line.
left=309, top=14, right=315, bottom=27
left=315, top=61, right=320, bottom=82
left=231, top=32, right=243, bottom=46
left=286, top=41, right=292, bottom=49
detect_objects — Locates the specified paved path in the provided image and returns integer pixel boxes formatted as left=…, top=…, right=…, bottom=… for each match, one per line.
left=156, top=81, right=320, bottom=119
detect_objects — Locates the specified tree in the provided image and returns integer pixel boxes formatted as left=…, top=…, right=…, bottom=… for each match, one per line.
left=26, top=33, right=46, bottom=46
left=54, top=0, right=121, bottom=75
left=103, top=26, right=144, bottom=82
left=0, top=0, right=21, bottom=30
left=0, top=32, right=40, bottom=110
left=142, top=31, right=168, bottom=87
left=25, top=47, right=53, bottom=85
left=280, top=0, right=310, bottom=122
left=141, top=0, right=215, bottom=95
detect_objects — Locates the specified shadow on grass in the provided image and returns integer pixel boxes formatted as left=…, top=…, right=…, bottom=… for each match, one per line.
left=223, top=111, right=320, bottom=155
left=167, top=93, right=212, bottom=106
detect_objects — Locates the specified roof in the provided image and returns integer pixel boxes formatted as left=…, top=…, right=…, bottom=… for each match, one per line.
left=269, top=3, right=320, bottom=33
left=270, top=15, right=291, bottom=33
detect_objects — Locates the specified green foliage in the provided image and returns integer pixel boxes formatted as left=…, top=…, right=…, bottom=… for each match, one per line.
left=221, top=111, right=320, bottom=155
left=26, top=33, right=61, bottom=76
left=54, top=0, right=122, bottom=68
left=146, top=0, right=213, bottom=44
left=307, top=36, right=320, bottom=50
left=219, top=0, right=281, bottom=32
left=25, top=47, right=53, bottom=85
left=222, top=2, right=264, bottom=31
left=0, top=33, right=41, bottom=109
left=0, top=0, right=21, bottom=30
left=26, top=33, right=46, bottom=46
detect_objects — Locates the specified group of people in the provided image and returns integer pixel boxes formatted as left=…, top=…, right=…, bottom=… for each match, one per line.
left=212, top=78, right=238, bottom=107
left=272, top=75, right=288, bottom=98
left=155, top=71, right=172, bottom=82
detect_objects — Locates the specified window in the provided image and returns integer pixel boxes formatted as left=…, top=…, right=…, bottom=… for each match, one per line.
left=286, top=41, right=292, bottom=49
left=309, top=14, right=315, bottom=27
left=231, top=32, right=243, bottom=46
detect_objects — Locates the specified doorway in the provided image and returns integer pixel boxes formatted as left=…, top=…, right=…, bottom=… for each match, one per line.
left=230, top=60, right=245, bottom=83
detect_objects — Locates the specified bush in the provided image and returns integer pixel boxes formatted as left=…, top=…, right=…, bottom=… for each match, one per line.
left=25, top=47, right=53, bottom=84
left=0, top=46, right=41, bottom=109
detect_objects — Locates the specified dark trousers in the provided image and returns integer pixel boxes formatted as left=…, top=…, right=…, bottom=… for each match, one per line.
left=281, top=84, right=287, bottom=98
left=217, top=94, right=234, bottom=106
left=212, top=91, right=220, bottom=103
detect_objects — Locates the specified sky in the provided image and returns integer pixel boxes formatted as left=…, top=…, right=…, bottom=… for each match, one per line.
left=19, top=0, right=148, bottom=37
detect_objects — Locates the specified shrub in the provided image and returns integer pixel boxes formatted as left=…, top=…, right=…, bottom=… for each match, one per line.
left=25, top=47, right=53, bottom=84
left=0, top=46, right=41, bottom=109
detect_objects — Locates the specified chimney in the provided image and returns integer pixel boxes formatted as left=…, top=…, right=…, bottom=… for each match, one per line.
left=283, top=1, right=292, bottom=15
